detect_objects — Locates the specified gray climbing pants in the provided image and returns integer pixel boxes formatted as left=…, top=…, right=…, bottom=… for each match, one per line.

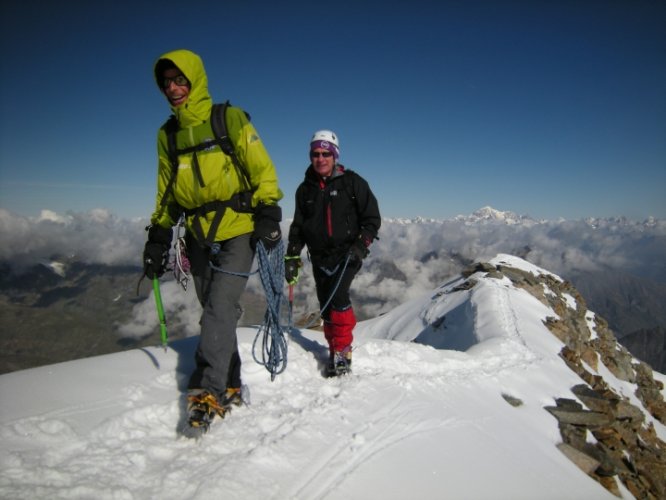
left=187, top=232, right=254, bottom=398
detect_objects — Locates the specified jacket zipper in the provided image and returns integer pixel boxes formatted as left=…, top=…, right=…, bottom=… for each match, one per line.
left=320, top=178, right=333, bottom=237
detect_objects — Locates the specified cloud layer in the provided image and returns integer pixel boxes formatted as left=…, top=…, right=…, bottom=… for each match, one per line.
left=2, top=208, right=664, bottom=336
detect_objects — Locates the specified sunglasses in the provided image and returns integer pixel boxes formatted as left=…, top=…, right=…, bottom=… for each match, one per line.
left=162, top=74, right=189, bottom=88
left=310, top=151, right=334, bottom=158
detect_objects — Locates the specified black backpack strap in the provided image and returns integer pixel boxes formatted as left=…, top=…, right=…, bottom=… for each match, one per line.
left=211, top=101, right=253, bottom=192
left=341, top=168, right=358, bottom=209
left=165, top=115, right=179, bottom=175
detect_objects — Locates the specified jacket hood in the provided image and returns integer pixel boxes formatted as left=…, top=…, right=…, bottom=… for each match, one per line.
left=154, top=49, right=212, bottom=126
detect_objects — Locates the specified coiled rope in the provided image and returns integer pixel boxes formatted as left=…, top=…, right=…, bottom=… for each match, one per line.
left=252, top=241, right=290, bottom=381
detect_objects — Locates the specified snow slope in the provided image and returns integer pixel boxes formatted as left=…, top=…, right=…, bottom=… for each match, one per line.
left=1, top=255, right=661, bottom=500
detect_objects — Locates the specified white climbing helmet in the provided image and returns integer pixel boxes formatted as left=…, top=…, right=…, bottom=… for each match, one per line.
left=310, top=129, right=340, bottom=160
left=310, top=129, right=339, bottom=147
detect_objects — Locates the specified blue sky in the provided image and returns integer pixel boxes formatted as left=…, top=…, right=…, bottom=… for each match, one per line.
left=1, top=0, right=664, bottom=221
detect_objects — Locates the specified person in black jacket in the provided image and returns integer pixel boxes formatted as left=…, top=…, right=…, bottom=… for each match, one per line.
left=285, top=130, right=381, bottom=376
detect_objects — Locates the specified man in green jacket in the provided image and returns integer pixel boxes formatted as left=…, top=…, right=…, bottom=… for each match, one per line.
left=143, top=49, right=283, bottom=432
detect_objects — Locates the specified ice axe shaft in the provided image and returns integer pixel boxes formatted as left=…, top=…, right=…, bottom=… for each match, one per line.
left=288, top=284, right=294, bottom=333
left=152, top=277, right=168, bottom=351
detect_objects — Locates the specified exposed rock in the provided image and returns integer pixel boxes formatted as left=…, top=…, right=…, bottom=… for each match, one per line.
left=620, top=326, right=666, bottom=374
left=557, top=443, right=601, bottom=475
left=501, top=393, right=524, bottom=407
left=569, top=269, right=666, bottom=374
left=450, top=278, right=477, bottom=292
left=461, top=262, right=495, bottom=278
left=545, top=403, right=614, bottom=427
left=634, top=362, right=666, bottom=423
left=570, top=384, right=615, bottom=414
left=480, top=261, right=666, bottom=499
left=295, top=312, right=324, bottom=330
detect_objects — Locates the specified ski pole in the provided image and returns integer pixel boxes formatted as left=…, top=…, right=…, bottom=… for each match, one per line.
left=152, top=277, right=168, bottom=351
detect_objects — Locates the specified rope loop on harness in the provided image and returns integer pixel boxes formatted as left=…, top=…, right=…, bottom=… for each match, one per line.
left=207, top=241, right=260, bottom=277
left=252, top=240, right=290, bottom=380
left=173, top=218, right=191, bottom=290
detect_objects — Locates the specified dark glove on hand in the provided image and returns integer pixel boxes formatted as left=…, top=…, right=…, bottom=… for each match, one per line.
left=143, top=225, right=173, bottom=279
left=143, top=242, right=169, bottom=279
left=350, top=233, right=371, bottom=263
left=252, top=204, right=282, bottom=250
left=284, top=255, right=302, bottom=285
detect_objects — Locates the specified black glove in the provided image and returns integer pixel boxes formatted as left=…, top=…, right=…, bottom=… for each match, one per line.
left=284, top=255, right=302, bottom=285
left=350, top=233, right=370, bottom=263
left=252, top=204, right=282, bottom=250
left=287, top=242, right=303, bottom=257
left=143, top=225, right=173, bottom=279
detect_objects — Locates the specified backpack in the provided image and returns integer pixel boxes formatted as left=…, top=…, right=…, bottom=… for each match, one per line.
left=157, top=101, right=255, bottom=245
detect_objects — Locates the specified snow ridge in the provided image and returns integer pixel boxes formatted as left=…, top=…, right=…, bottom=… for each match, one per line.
left=2, top=255, right=661, bottom=499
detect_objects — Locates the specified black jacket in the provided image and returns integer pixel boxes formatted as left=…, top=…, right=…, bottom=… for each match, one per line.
left=288, top=165, right=381, bottom=266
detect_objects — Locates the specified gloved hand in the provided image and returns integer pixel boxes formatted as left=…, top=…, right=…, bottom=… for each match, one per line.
left=143, top=225, right=173, bottom=279
left=252, top=204, right=282, bottom=250
left=349, top=233, right=370, bottom=263
left=143, top=243, right=169, bottom=279
left=284, top=255, right=302, bottom=285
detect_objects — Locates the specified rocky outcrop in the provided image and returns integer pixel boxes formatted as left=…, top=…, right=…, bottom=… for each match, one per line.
left=475, top=262, right=666, bottom=499
left=620, top=326, right=666, bottom=375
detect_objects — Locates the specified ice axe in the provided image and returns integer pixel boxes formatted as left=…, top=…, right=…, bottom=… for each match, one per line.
left=152, top=277, right=168, bottom=351
left=288, top=284, right=294, bottom=333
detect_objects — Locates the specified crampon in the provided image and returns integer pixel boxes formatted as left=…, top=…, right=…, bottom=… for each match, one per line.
left=181, top=388, right=245, bottom=439
left=182, top=391, right=226, bottom=438
left=326, top=350, right=352, bottom=378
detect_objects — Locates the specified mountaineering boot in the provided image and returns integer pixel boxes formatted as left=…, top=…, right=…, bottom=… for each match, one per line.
left=327, top=349, right=352, bottom=377
left=185, top=390, right=226, bottom=435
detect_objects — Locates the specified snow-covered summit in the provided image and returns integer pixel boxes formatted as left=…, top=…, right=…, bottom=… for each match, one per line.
left=1, top=254, right=664, bottom=499
left=385, top=206, right=539, bottom=226
left=454, top=206, right=539, bottom=225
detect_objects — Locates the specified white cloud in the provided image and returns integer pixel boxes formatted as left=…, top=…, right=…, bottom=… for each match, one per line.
left=1, top=208, right=665, bottom=333
left=0, top=208, right=147, bottom=269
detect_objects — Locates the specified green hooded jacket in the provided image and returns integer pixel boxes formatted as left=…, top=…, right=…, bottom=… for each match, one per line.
left=150, top=49, right=283, bottom=244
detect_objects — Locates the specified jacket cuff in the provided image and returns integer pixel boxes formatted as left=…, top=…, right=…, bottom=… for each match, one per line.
left=287, top=242, right=303, bottom=256
left=255, top=203, right=282, bottom=222
left=359, top=229, right=375, bottom=247
left=147, top=224, right=173, bottom=246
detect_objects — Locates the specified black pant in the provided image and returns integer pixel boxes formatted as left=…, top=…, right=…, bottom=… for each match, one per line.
left=312, top=256, right=361, bottom=320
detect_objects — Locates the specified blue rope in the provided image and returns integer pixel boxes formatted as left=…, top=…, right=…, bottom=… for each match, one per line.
left=252, top=241, right=290, bottom=381
left=208, top=242, right=260, bottom=277
left=318, top=253, right=352, bottom=316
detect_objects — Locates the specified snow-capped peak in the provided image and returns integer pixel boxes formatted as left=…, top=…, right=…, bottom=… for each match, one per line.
left=39, top=260, right=67, bottom=277
left=454, top=206, right=537, bottom=225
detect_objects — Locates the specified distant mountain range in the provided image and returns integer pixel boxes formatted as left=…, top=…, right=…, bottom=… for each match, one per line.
left=388, top=205, right=664, bottom=230
left=1, top=207, right=664, bottom=374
